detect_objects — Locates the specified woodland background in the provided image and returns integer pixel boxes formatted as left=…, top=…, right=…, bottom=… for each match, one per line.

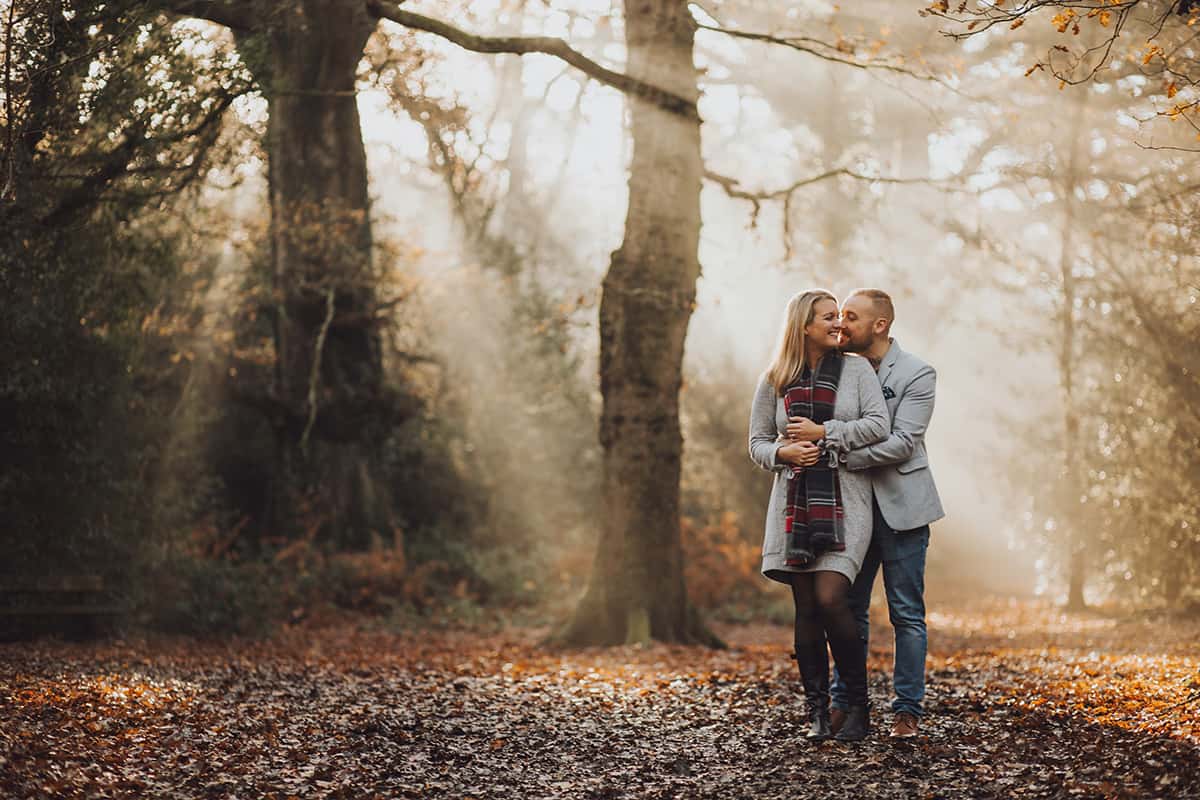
left=4, top=0, right=1199, bottom=635
left=4, top=2, right=1200, bottom=797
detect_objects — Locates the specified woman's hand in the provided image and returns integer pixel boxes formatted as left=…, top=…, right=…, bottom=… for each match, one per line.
left=778, top=440, right=821, bottom=467
left=786, top=416, right=825, bottom=442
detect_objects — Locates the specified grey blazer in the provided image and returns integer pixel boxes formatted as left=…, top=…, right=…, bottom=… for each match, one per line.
left=844, top=339, right=945, bottom=531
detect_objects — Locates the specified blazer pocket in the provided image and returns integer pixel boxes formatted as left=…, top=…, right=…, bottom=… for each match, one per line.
left=897, top=456, right=929, bottom=474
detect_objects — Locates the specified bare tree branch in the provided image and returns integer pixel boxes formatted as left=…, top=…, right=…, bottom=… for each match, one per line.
left=705, top=167, right=944, bottom=203
left=704, top=168, right=948, bottom=259
left=367, top=0, right=698, bottom=120
left=301, top=287, right=336, bottom=455
left=694, top=22, right=957, bottom=90
left=923, top=0, right=1155, bottom=87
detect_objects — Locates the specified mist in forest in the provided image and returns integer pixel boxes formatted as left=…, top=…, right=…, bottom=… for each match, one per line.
left=357, top=1, right=1065, bottom=604
left=344, top=0, right=1200, bottom=610
left=7, top=0, right=1198, bottom=635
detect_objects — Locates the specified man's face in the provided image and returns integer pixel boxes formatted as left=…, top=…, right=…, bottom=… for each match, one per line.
left=838, top=294, right=880, bottom=353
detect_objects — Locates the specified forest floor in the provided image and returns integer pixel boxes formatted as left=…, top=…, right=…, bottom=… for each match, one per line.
left=2, top=595, right=1199, bottom=799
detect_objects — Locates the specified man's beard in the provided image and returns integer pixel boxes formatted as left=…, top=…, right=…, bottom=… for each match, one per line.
left=840, top=333, right=871, bottom=353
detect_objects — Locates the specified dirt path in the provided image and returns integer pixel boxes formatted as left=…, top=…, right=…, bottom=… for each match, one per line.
left=2, top=600, right=1198, bottom=798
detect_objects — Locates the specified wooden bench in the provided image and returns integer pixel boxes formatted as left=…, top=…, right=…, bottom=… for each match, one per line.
left=0, top=574, right=125, bottom=641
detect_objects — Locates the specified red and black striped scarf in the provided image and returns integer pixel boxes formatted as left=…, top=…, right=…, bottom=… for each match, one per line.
left=783, top=353, right=846, bottom=566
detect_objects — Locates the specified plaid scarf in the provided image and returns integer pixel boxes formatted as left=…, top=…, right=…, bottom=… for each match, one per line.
left=782, top=353, right=846, bottom=566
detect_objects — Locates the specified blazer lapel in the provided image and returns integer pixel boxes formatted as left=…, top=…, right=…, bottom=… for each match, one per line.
left=878, top=339, right=901, bottom=388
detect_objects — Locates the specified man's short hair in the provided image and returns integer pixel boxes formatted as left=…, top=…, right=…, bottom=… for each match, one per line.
left=848, top=288, right=895, bottom=330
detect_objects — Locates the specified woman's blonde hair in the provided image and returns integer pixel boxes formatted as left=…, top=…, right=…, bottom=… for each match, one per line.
left=765, top=289, right=838, bottom=395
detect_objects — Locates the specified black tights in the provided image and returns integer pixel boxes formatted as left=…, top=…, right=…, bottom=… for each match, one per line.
left=790, top=571, right=867, bottom=703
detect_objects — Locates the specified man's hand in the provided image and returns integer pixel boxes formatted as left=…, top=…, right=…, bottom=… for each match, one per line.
left=778, top=440, right=821, bottom=467
left=786, top=416, right=825, bottom=442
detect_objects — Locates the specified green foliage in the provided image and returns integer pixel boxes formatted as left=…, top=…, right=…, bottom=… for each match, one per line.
left=143, top=557, right=284, bottom=637
left=0, top=228, right=139, bottom=573
left=0, top=0, right=248, bottom=601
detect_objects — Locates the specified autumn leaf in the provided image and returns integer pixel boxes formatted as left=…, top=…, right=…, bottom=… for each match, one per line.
left=3, top=600, right=1200, bottom=798
left=1051, top=9, right=1077, bottom=33
left=1011, top=17, right=1025, bottom=30
left=1168, top=82, right=1179, bottom=99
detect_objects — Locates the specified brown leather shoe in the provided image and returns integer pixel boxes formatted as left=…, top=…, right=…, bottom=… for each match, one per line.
left=830, top=707, right=847, bottom=736
left=890, top=712, right=919, bottom=739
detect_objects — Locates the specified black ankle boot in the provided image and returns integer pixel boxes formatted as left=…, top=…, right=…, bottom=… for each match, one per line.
left=834, top=703, right=870, bottom=741
left=806, top=703, right=832, bottom=741
left=791, top=647, right=832, bottom=741
left=828, top=640, right=870, bottom=742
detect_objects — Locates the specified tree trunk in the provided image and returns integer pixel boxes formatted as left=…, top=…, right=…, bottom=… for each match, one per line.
left=550, top=0, right=723, bottom=647
left=1060, top=94, right=1087, bottom=612
left=242, top=1, right=395, bottom=548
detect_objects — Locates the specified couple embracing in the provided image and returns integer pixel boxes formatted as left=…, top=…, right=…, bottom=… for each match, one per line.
left=748, top=289, right=944, bottom=742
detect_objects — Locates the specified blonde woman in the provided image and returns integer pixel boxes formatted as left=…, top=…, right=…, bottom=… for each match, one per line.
left=747, top=289, right=889, bottom=742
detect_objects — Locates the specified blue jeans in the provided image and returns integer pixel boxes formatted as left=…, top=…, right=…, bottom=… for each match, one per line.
left=831, top=497, right=930, bottom=717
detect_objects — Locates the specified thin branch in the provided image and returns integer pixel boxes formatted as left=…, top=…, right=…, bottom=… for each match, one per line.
left=367, top=0, right=699, bottom=120
left=705, top=167, right=944, bottom=203
left=39, top=124, right=147, bottom=227
left=704, top=168, right=948, bottom=260
left=695, top=22, right=957, bottom=90
left=300, top=287, right=336, bottom=455
left=37, top=85, right=244, bottom=226
left=2, top=0, right=16, bottom=201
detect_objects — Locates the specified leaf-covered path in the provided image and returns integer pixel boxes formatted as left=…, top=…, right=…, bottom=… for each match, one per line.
left=2, top=600, right=1198, bottom=799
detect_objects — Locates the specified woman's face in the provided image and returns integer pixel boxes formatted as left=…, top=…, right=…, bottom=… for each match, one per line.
left=804, top=297, right=842, bottom=352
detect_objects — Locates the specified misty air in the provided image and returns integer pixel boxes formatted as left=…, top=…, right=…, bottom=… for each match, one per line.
left=2, top=1, right=1198, bottom=797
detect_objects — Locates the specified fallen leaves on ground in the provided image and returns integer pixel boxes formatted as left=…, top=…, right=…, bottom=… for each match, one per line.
left=1, top=598, right=1198, bottom=799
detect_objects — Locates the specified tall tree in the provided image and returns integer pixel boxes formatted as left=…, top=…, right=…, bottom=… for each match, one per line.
left=1056, top=90, right=1090, bottom=611
left=159, top=2, right=394, bottom=546
left=158, top=0, right=692, bottom=548
left=555, top=1, right=721, bottom=646
left=159, top=1, right=726, bottom=643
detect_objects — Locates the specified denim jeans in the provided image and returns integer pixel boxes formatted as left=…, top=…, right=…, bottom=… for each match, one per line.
left=831, top=497, right=930, bottom=717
